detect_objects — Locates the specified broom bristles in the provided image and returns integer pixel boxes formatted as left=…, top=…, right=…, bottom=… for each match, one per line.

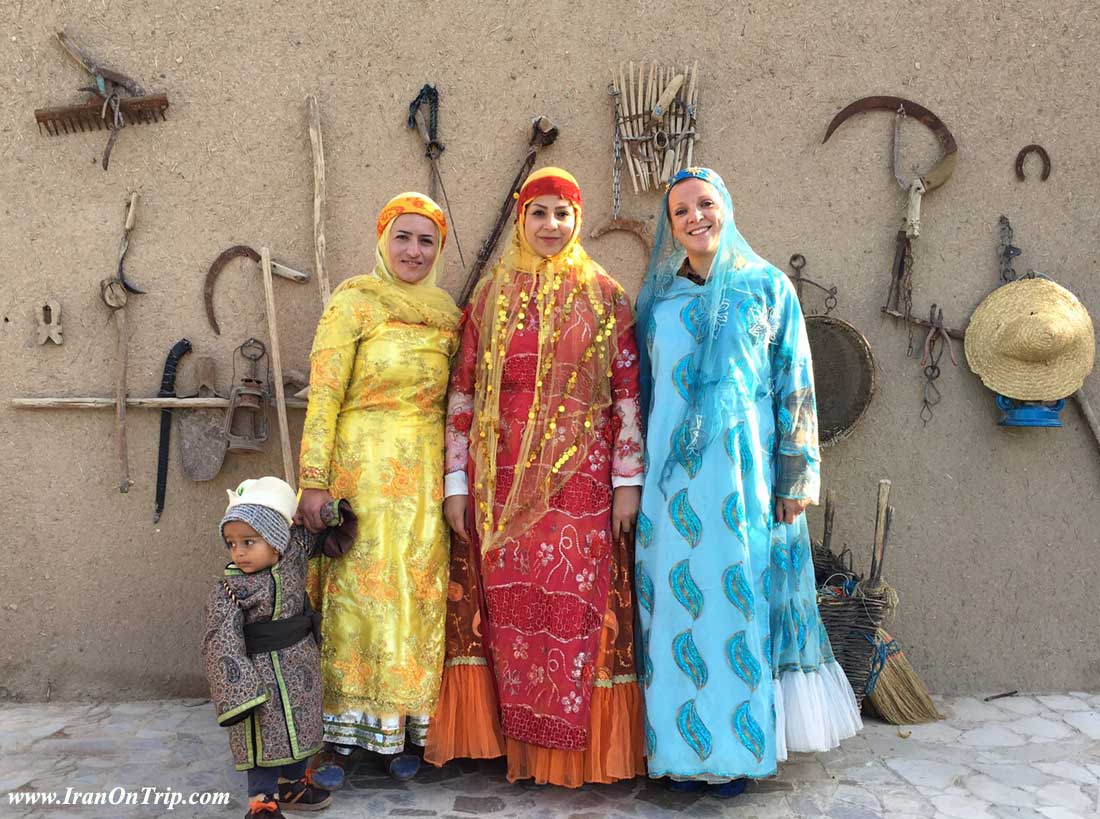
left=866, top=630, right=942, bottom=725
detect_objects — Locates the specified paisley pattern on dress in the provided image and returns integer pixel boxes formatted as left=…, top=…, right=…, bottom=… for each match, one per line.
left=789, top=538, right=805, bottom=592
left=637, top=511, right=654, bottom=549
left=771, top=536, right=789, bottom=573
left=640, top=627, right=654, bottom=688
left=672, top=355, right=696, bottom=403
left=676, top=700, right=713, bottom=761
left=733, top=700, right=766, bottom=763
left=669, top=560, right=704, bottom=620
left=722, top=491, right=747, bottom=544
left=670, top=420, right=703, bottom=479
left=680, top=297, right=707, bottom=343
left=724, top=423, right=755, bottom=479
left=726, top=631, right=762, bottom=692
left=672, top=630, right=708, bottom=690
left=637, top=562, right=655, bottom=615
left=722, top=563, right=755, bottom=622
left=669, top=489, right=702, bottom=548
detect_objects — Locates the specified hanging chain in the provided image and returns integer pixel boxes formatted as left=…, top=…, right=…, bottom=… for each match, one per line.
left=902, top=241, right=915, bottom=356
left=609, top=84, right=624, bottom=219
left=918, top=305, right=957, bottom=424
left=998, top=215, right=1023, bottom=284
left=919, top=338, right=943, bottom=424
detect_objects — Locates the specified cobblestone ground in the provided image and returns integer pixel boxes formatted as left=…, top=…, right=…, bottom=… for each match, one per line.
left=3, top=693, right=1099, bottom=818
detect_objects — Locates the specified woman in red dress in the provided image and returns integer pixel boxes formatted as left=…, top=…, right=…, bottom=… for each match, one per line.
left=424, top=167, right=646, bottom=786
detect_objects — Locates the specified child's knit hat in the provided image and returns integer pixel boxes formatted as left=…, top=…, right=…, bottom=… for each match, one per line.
left=220, top=477, right=297, bottom=554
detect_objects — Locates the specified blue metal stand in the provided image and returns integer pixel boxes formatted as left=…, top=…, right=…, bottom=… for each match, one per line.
left=996, top=395, right=1066, bottom=427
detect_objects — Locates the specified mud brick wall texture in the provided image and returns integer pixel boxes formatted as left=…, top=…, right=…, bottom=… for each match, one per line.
left=1, top=1, right=1097, bottom=700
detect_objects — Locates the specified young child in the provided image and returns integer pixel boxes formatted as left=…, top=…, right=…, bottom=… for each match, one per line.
left=202, top=477, right=333, bottom=818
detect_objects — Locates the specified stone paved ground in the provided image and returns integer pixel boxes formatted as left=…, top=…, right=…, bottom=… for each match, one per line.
left=3, top=693, right=1099, bottom=819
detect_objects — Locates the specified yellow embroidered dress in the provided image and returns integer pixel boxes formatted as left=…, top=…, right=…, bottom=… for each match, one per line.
left=300, top=193, right=460, bottom=754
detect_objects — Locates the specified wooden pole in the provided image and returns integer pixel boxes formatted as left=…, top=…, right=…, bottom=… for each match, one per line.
left=1073, top=389, right=1100, bottom=456
left=110, top=191, right=139, bottom=494
left=261, top=246, right=296, bottom=490
left=822, top=488, right=836, bottom=554
left=869, top=479, right=891, bottom=581
left=114, top=303, right=131, bottom=493
left=12, top=396, right=308, bottom=410
left=307, top=95, right=330, bottom=306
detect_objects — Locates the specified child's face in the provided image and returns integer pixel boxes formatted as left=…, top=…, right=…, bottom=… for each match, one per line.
left=223, top=521, right=280, bottom=574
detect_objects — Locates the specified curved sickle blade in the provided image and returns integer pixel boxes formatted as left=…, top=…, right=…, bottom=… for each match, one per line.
left=203, top=245, right=260, bottom=335
left=823, top=95, right=958, bottom=191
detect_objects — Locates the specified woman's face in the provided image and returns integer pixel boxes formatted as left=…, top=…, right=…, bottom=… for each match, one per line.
left=668, top=178, right=723, bottom=259
left=387, top=213, right=440, bottom=283
left=523, top=195, right=576, bottom=257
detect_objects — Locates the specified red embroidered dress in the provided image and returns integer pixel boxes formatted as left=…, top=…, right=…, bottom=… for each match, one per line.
left=426, top=168, right=646, bottom=785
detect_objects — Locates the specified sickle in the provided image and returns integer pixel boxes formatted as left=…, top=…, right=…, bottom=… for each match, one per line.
left=823, top=96, right=958, bottom=192
left=203, top=245, right=261, bottom=335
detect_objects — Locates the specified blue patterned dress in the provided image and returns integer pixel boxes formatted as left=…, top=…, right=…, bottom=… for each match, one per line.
left=636, top=263, right=833, bottom=782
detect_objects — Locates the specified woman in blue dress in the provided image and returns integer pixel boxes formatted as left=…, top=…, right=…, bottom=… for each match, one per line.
left=634, top=167, right=861, bottom=795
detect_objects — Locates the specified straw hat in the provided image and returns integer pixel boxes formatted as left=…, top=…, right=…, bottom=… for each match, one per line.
left=965, top=277, right=1095, bottom=401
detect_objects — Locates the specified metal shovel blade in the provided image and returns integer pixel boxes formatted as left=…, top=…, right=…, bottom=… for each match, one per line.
left=178, top=409, right=228, bottom=481
left=177, top=356, right=228, bottom=481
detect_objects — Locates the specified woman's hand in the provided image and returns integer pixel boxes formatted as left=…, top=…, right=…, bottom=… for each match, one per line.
left=775, top=497, right=811, bottom=525
left=444, top=495, right=470, bottom=544
left=296, top=488, right=334, bottom=533
left=611, top=485, right=641, bottom=543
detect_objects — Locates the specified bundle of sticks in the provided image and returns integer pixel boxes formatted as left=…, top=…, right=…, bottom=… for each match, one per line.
left=611, top=61, right=699, bottom=193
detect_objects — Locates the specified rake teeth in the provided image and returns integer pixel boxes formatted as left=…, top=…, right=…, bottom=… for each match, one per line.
left=136, top=106, right=169, bottom=126
left=34, top=93, right=169, bottom=135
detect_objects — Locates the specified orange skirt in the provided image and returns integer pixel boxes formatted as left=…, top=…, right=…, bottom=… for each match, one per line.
left=426, top=664, right=645, bottom=787
left=424, top=514, right=646, bottom=787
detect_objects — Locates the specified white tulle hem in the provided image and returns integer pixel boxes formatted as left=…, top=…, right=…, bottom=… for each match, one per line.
left=775, top=660, right=862, bottom=761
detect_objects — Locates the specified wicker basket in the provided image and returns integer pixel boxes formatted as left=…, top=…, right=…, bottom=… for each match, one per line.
left=813, top=542, right=896, bottom=704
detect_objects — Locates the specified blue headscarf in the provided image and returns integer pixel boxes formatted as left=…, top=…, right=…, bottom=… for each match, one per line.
left=635, top=167, right=773, bottom=488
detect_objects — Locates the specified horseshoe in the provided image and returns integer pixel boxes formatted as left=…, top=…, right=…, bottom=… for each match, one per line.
left=589, top=217, right=654, bottom=255
left=1015, top=144, right=1051, bottom=182
left=823, top=95, right=958, bottom=192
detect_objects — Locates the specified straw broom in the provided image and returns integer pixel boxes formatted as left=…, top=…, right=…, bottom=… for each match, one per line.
left=865, top=629, right=943, bottom=725
left=862, top=492, right=942, bottom=724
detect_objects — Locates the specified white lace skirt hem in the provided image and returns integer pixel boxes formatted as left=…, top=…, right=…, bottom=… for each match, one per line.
left=775, top=660, right=862, bottom=762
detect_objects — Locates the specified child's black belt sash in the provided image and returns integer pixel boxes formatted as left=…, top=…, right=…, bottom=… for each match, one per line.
left=243, top=599, right=321, bottom=654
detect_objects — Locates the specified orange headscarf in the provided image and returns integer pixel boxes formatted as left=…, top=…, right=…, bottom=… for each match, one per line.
left=323, top=192, right=460, bottom=336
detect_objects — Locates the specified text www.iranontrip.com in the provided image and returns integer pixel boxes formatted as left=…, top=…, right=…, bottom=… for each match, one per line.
left=7, top=786, right=230, bottom=810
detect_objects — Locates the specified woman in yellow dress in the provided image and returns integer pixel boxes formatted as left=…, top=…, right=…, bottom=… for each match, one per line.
left=296, top=192, right=461, bottom=782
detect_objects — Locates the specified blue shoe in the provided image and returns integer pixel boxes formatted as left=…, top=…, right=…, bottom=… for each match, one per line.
left=667, top=779, right=705, bottom=793
left=386, top=753, right=421, bottom=783
left=708, top=778, right=748, bottom=799
left=309, top=763, right=345, bottom=791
